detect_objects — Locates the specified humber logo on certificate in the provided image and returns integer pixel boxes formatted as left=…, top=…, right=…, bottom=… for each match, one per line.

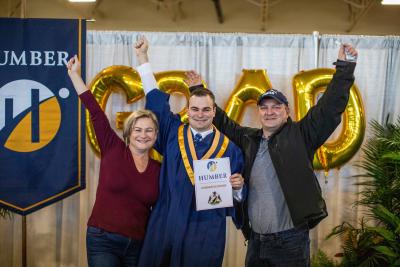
left=193, top=157, right=232, bottom=211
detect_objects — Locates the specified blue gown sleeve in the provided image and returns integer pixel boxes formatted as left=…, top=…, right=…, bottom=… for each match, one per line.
left=229, top=144, right=244, bottom=175
left=145, top=89, right=181, bottom=155
left=226, top=142, right=246, bottom=229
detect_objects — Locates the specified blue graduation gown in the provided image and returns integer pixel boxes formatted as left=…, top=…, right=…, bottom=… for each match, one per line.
left=138, top=89, right=244, bottom=267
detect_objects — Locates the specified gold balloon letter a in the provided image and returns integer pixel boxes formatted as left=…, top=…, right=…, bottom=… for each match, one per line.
left=225, top=69, right=273, bottom=121
left=292, top=68, right=365, bottom=171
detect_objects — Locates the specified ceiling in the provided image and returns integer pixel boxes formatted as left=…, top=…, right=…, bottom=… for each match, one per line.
left=2, top=0, right=400, bottom=35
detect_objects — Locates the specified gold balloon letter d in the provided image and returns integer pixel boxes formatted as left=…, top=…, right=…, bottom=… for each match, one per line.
left=293, top=68, right=365, bottom=171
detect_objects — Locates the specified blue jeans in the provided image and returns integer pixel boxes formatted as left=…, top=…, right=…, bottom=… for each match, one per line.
left=86, top=226, right=142, bottom=267
left=245, top=225, right=310, bottom=267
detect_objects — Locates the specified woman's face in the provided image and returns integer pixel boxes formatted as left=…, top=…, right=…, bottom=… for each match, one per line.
left=129, top=117, right=157, bottom=153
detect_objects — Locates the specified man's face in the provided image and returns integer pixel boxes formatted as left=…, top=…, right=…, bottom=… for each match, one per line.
left=187, top=95, right=216, bottom=132
left=258, top=98, right=289, bottom=135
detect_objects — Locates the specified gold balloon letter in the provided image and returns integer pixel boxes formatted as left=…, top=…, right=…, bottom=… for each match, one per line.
left=292, top=68, right=365, bottom=170
left=154, top=71, right=193, bottom=123
left=87, top=67, right=191, bottom=157
left=87, top=66, right=142, bottom=154
left=224, top=69, right=273, bottom=120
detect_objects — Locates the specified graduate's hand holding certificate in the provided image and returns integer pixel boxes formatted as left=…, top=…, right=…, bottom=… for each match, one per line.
left=230, top=173, right=244, bottom=190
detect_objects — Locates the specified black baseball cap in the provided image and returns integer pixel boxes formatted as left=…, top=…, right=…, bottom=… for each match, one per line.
left=257, top=89, right=289, bottom=106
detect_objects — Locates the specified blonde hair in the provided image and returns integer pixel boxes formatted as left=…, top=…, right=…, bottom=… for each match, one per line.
left=123, top=109, right=159, bottom=146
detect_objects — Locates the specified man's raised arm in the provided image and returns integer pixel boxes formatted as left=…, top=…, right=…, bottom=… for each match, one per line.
left=135, top=36, right=158, bottom=94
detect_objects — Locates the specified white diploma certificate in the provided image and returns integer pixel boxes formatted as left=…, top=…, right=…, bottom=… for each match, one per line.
left=193, top=157, right=233, bottom=211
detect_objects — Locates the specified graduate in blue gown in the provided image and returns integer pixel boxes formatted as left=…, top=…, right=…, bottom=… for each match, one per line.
left=135, top=37, right=246, bottom=267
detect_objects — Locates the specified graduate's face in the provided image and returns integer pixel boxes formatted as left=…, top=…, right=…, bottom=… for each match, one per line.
left=258, top=98, right=289, bottom=135
left=187, top=95, right=216, bottom=132
left=129, top=117, right=158, bottom=153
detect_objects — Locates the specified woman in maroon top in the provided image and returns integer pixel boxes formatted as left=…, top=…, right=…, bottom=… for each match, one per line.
left=67, top=55, right=160, bottom=267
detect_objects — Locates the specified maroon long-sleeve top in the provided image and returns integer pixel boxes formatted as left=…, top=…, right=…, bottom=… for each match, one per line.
left=80, top=91, right=160, bottom=240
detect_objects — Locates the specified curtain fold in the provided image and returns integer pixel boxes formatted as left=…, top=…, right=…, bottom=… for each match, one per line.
left=1, top=31, right=399, bottom=267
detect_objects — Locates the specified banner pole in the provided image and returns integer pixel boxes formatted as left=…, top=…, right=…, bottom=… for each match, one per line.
left=20, top=2, right=32, bottom=263
left=22, top=215, right=27, bottom=267
left=20, top=0, right=26, bottom=18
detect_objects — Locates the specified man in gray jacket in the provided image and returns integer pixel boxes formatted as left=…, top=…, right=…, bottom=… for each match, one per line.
left=185, top=44, right=358, bottom=267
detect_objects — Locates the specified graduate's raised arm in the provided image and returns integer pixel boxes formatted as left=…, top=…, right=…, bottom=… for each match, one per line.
left=135, top=36, right=158, bottom=94
left=135, top=36, right=149, bottom=65
left=135, top=36, right=181, bottom=155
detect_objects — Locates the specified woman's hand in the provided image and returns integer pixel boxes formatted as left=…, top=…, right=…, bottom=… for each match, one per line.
left=67, top=55, right=81, bottom=76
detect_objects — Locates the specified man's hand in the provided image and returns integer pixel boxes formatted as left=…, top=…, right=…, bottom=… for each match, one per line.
left=135, top=36, right=149, bottom=65
left=67, top=55, right=81, bottom=76
left=230, top=173, right=244, bottom=190
left=338, top=43, right=357, bottom=62
left=184, top=70, right=203, bottom=87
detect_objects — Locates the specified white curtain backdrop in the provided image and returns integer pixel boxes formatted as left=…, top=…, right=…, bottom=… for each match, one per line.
left=1, top=31, right=399, bottom=267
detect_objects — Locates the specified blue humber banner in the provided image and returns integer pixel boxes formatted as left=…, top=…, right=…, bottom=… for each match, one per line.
left=0, top=18, right=86, bottom=215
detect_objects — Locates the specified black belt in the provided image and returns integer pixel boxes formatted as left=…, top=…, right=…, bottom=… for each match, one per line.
left=251, top=223, right=309, bottom=240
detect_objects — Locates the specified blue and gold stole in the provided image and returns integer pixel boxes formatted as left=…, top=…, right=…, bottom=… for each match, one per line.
left=178, top=124, right=229, bottom=185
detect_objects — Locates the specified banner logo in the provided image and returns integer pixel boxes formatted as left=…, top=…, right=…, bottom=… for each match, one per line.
left=0, top=79, right=68, bottom=152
